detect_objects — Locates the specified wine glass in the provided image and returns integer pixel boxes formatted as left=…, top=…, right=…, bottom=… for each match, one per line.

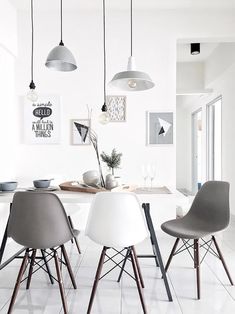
left=149, top=164, right=156, bottom=188
left=141, top=165, right=148, bottom=189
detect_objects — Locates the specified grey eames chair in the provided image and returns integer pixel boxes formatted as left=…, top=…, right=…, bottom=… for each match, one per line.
left=7, top=192, right=78, bottom=314
left=161, top=181, right=233, bottom=299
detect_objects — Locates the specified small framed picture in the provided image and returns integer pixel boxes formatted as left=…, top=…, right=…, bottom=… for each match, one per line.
left=71, top=119, right=91, bottom=145
left=146, top=112, right=173, bottom=145
left=106, top=95, right=126, bottom=122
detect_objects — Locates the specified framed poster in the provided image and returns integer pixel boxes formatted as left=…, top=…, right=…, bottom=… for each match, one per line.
left=24, top=95, right=61, bottom=144
left=71, top=119, right=91, bottom=145
left=106, top=95, right=126, bottom=122
left=146, top=112, right=173, bottom=145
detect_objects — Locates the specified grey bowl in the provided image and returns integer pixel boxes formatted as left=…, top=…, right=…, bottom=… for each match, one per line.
left=33, top=179, right=51, bottom=189
left=0, top=181, right=18, bottom=191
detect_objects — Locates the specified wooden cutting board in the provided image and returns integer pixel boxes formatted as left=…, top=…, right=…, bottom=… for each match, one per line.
left=59, top=181, right=106, bottom=194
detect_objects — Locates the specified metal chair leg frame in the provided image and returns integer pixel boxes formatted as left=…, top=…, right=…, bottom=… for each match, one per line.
left=41, top=249, right=54, bottom=284
left=142, top=203, right=173, bottom=301
left=7, top=249, right=29, bottom=314
left=117, top=248, right=129, bottom=283
left=117, top=247, right=145, bottom=288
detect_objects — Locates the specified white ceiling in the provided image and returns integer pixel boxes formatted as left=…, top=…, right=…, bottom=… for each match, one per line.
left=9, top=0, right=235, bottom=11
left=177, top=43, right=219, bottom=62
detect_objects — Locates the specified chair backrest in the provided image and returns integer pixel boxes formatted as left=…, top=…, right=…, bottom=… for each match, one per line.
left=85, top=192, right=148, bottom=248
left=7, top=192, right=74, bottom=249
left=187, top=181, right=230, bottom=232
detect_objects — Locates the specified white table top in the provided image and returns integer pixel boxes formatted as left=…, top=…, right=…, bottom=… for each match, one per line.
left=0, top=186, right=187, bottom=207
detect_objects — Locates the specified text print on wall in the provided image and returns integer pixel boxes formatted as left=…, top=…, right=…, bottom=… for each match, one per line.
left=24, top=95, right=61, bottom=144
left=32, top=102, right=53, bottom=138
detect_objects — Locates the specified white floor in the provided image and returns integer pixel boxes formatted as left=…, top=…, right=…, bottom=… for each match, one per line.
left=1, top=219, right=235, bottom=314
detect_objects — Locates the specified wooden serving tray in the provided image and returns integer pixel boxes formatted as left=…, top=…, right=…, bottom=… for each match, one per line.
left=59, top=181, right=106, bottom=194
left=59, top=181, right=137, bottom=194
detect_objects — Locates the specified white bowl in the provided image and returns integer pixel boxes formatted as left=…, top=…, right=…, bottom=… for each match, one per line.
left=83, top=170, right=100, bottom=186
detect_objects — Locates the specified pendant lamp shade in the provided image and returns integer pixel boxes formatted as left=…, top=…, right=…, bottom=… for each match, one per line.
left=45, top=0, right=77, bottom=72
left=109, top=0, right=154, bottom=92
left=110, top=56, right=154, bottom=91
left=45, top=44, right=77, bottom=72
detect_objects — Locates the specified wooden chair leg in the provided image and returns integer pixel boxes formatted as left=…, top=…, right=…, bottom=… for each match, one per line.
left=133, top=246, right=145, bottom=288
left=212, top=236, right=233, bottom=285
left=130, top=247, right=147, bottom=314
left=194, top=239, right=200, bottom=299
left=7, top=249, right=29, bottom=314
left=164, top=238, right=180, bottom=273
left=54, top=250, right=68, bottom=314
left=87, top=246, right=107, bottom=314
left=61, top=245, right=77, bottom=289
left=26, top=249, right=37, bottom=289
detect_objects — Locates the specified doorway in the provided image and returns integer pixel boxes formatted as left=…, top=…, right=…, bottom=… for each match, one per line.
left=192, top=109, right=202, bottom=194
left=207, top=96, right=222, bottom=180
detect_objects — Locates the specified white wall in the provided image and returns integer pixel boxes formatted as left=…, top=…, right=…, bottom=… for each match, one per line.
left=177, top=62, right=204, bottom=94
left=0, top=0, right=18, bottom=257
left=176, top=43, right=235, bottom=214
left=0, top=0, right=17, bottom=181
left=10, top=6, right=235, bottom=189
left=15, top=8, right=177, bottom=187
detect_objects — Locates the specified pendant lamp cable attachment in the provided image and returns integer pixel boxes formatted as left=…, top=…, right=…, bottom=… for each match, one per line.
left=30, top=0, right=35, bottom=89
left=98, top=0, right=110, bottom=124
left=103, top=0, right=106, bottom=108
left=130, top=0, right=133, bottom=57
left=59, top=0, right=64, bottom=46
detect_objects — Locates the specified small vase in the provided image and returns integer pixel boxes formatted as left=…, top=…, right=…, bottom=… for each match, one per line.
left=105, top=174, right=118, bottom=190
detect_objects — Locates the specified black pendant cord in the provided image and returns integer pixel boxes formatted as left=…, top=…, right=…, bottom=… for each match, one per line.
left=130, top=0, right=133, bottom=57
left=60, top=0, right=64, bottom=45
left=29, top=0, right=35, bottom=89
left=102, top=0, right=107, bottom=111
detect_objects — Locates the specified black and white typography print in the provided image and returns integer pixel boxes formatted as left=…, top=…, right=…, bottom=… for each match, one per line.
left=24, top=96, right=61, bottom=144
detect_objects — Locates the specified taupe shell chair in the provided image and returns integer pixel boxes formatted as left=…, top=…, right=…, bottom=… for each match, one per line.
left=7, top=192, right=78, bottom=314
left=161, top=181, right=233, bottom=299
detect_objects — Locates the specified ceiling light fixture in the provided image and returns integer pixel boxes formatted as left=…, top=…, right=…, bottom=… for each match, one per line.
left=27, top=0, right=38, bottom=102
left=191, top=43, right=200, bottom=55
left=109, top=0, right=155, bottom=91
left=98, top=0, right=110, bottom=125
left=45, top=0, right=77, bottom=71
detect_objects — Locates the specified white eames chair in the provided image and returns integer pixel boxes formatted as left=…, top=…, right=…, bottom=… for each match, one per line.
left=85, top=192, right=149, bottom=313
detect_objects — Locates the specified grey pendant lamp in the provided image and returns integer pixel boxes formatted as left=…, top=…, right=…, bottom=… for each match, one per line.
left=109, top=0, right=154, bottom=91
left=45, top=0, right=77, bottom=71
left=98, top=0, right=110, bottom=125
left=27, top=0, right=38, bottom=102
